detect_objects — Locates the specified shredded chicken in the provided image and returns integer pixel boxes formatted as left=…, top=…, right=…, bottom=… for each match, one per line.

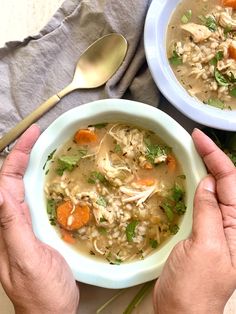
left=92, top=201, right=115, bottom=224
left=120, top=185, right=158, bottom=206
left=181, top=23, right=212, bottom=43
left=219, top=9, right=236, bottom=30
left=97, top=152, right=131, bottom=180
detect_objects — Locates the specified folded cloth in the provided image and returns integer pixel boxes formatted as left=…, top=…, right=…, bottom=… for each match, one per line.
left=0, top=0, right=159, bottom=154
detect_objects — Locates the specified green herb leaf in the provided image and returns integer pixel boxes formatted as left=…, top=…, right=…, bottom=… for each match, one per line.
left=114, top=144, right=122, bottom=153
left=149, top=239, right=158, bottom=249
left=214, top=69, right=229, bottom=86
left=169, top=50, right=183, bottom=66
left=88, top=171, right=107, bottom=184
left=171, top=184, right=184, bottom=202
left=224, top=25, right=232, bottom=37
left=161, top=202, right=174, bottom=222
left=210, top=51, right=224, bottom=66
left=230, top=87, right=236, bottom=97
left=97, top=227, right=107, bottom=235
left=170, top=224, right=180, bottom=235
left=126, top=220, right=139, bottom=242
left=145, top=141, right=169, bottom=164
left=175, top=201, right=187, bottom=215
left=207, top=98, right=225, bottom=109
left=43, top=149, right=57, bottom=170
left=99, top=216, right=108, bottom=223
left=181, top=10, right=192, bottom=24
left=199, top=15, right=217, bottom=32
left=47, top=199, right=57, bottom=225
left=56, top=154, right=83, bottom=176
left=96, top=196, right=107, bottom=207
left=88, top=123, right=108, bottom=129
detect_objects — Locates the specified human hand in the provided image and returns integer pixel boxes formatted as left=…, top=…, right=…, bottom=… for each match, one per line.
left=0, top=125, right=79, bottom=314
left=153, top=128, right=236, bottom=314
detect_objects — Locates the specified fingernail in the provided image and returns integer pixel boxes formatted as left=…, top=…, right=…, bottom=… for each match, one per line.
left=202, top=175, right=215, bottom=193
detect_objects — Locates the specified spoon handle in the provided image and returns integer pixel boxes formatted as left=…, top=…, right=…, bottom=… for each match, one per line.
left=0, top=94, right=60, bottom=152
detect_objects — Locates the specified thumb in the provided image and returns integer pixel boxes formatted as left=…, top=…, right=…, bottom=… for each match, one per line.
left=192, top=175, right=224, bottom=242
left=0, top=188, right=37, bottom=258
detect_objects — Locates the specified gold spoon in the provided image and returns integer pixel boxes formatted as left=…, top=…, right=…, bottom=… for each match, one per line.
left=0, top=33, right=128, bottom=151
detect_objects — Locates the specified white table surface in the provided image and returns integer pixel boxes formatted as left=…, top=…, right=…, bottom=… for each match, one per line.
left=0, top=1, right=235, bottom=313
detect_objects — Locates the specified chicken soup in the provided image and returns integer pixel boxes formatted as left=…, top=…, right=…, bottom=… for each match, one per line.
left=44, top=123, right=186, bottom=264
left=167, top=0, right=236, bottom=110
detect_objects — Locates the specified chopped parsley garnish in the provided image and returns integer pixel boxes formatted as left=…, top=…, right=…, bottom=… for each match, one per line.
left=149, top=239, right=158, bottom=249
left=207, top=98, right=225, bottom=109
left=88, top=171, right=108, bottom=184
left=169, top=50, right=183, bottom=66
left=214, top=69, right=229, bottom=86
left=161, top=183, right=186, bottom=221
left=96, top=196, right=107, bottom=207
left=181, top=10, right=192, bottom=24
left=56, top=152, right=85, bottom=176
left=210, top=51, right=224, bottom=66
left=126, top=220, right=139, bottom=242
left=99, top=216, right=108, bottom=223
left=88, top=123, right=108, bottom=129
left=199, top=15, right=217, bottom=32
left=114, top=144, right=122, bottom=153
left=145, top=140, right=169, bottom=164
left=161, top=201, right=174, bottom=222
left=171, top=184, right=185, bottom=202
left=46, top=199, right=57, bottom=225
left=170, top=224, right=180, bottom=235
left=175, top=201, right=187, bottom=215
left=230, top=87, right=236, bottom=98
left=97, top=227, right=107, bottom=235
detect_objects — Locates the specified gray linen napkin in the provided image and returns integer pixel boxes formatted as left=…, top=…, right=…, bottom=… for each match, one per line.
left=0, top=0, right=159, bottom=154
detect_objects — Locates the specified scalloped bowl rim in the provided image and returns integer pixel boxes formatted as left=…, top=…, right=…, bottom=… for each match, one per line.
left=24, top=99, right=206, bottom=288
left=144, top=0, right=236, bottom=131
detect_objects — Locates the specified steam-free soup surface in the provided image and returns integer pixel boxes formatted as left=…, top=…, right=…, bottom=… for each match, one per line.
left=167, top=0, right=236, bottom=110
left=45, top=123, right=186, bottom=264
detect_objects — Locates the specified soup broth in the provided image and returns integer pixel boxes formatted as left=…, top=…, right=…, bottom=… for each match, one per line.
left=44, top=123, right=186, bottom=264
left=167, top=0, right=236, bottom=110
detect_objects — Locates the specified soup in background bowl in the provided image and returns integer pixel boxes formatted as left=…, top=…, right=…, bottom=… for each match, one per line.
left=24, top=99, right=206, bottom=288
left=168, top=0, right=236, bottom=110
left=144, top=0, right=236, bottom=130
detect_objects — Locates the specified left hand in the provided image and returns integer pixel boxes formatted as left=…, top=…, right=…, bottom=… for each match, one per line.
left=0, top=125, right=80, bottom=314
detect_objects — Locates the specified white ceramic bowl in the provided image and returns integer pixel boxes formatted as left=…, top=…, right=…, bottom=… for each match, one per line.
left=144, top=0, right=236, bottom=131
left=24, top=99, right=206, bottom=289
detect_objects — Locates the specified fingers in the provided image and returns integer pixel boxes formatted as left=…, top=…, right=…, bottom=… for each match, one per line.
left=192, top=128, right=236, bottom=206
left=0, top=187, right=36, bottom=259
left=0, top=124, right=40, bottom=179
left=192, top=175, right=225, bottom=242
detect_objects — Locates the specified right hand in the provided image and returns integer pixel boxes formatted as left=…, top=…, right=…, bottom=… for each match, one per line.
left=0, top=125, right=80, bottom=314
left=153, top=128, right=236, bottom=314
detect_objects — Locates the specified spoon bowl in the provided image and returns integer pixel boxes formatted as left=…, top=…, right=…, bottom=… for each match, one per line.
left=0, top=33, right=128, bottom=151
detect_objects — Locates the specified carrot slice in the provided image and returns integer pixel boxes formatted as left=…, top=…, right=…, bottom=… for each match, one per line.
left=74, top=129, right=98, bottom=145
left=228, top=42, right=236, bottom=60
left=222, top=0, right=236, bottom=8
left=57, top=201, right=90, bottom=231
left=60, top=229, right=76, bottom=244
left=166, top=155, right=177, bottom=172
left=136, top=178, right=155, bottom=186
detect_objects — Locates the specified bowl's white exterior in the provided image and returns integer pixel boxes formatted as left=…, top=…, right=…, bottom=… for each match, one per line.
left=24, top=99, right=206, bottom=288
left=144, top=0, right=236, bottom=131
